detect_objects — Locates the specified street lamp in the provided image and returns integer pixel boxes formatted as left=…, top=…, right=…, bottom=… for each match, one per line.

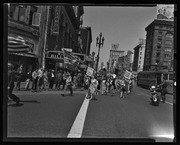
left=96, top=32, right=104, bottom=72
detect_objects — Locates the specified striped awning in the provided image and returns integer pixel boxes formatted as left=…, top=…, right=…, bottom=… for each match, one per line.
left=8, top=36, right=31, bottom=53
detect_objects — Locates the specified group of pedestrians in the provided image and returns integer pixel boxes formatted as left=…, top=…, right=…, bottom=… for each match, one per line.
left=84, top=72, right=135, bottom=100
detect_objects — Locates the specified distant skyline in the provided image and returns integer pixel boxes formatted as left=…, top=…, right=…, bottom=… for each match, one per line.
left=82, top=6, right=157, bottom=67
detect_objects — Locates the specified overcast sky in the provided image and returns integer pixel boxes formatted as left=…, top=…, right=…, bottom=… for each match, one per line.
left=82, top=6, right=157, bottom=67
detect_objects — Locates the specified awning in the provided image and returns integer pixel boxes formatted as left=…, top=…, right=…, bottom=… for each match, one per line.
left=8, top=35, right=31, bottom=53
left=8, top=52, right=37, bottom=58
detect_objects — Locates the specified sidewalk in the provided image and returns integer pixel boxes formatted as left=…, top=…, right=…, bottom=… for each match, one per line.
left=13, top=82, right=86, bottom=95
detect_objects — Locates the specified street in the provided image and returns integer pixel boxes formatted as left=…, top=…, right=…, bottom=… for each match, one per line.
left=7, top=84, right=174, bottom=142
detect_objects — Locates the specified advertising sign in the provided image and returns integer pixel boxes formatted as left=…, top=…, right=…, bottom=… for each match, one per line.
left=156, top=4, right=174, bottom=20
left=53, top=6, right=60, bottom=34
left=86, top=67, right=94, bottom=77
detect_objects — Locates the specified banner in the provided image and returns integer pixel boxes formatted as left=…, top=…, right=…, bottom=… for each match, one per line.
left=124, top=70, right=132, bottom=80
left=53, top=6, right=60, bottom=34
left=86, top=67, right=94, bottom=77
left=156, top=4, right=174, bottom=20
left=63, top=50, right=81, bottom=66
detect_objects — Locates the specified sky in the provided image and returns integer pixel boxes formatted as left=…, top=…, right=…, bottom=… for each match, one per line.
left=82, top=6, right=157, bottom=68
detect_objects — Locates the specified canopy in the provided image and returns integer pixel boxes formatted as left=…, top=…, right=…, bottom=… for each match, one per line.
left=8, top=35, right=31, bottom=53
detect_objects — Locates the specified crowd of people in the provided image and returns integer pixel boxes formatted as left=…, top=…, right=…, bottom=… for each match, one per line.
left=13, top=65, right=85, bottom=92
left=8, top=63, right=170, bottom=105
left=84, top=71, right=135, bottom=100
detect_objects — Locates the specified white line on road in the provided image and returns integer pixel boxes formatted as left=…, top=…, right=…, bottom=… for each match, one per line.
left=67, top=97, right=89, bottom=138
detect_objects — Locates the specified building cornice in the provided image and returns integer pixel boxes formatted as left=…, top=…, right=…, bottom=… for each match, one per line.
left=145, top=19, right=174, bottom=31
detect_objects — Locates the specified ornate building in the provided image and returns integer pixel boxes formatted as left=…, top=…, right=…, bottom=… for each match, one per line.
left=132, top=39, right=146, bottom=72
left=143, top=19, right=174, bottom=71
left=45, top=6, right=85, bottom=70
left=8, top=4, right=48, bottom=77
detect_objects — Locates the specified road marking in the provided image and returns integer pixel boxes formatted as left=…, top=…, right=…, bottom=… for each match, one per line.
left=67, top=96, right=89, bottom=138
left=165, top=101, right=173, bottom=106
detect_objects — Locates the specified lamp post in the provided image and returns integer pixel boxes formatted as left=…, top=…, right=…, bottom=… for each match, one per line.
left=96, top=32, right=104, bottom=72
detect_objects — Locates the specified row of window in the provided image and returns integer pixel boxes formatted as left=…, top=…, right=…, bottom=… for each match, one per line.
left=8, top=5, right=41, bottom=26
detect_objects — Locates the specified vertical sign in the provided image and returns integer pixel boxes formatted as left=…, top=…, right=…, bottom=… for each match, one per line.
left=53, top=6, right=60, bottom=35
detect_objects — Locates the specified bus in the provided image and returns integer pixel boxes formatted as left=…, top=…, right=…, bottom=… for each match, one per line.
left=137, top=70, right=174, bottom=94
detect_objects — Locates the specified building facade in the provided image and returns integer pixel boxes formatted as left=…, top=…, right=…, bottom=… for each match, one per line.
left=108, top=49, right=124, bottom=73
left=143, top=19, right=174, bottom=71
left=8, top=4, right=48, bottom=76
left=80, top=27, right=92, bottom=56
left=132, top=39, right=146, bottom=72
left=45, top=6, right=85, bottom=70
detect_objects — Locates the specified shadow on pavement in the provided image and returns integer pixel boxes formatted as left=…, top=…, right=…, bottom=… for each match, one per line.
left=8, top=103, right=24, bottom=107
left=20, top=100, right=41, bottom=103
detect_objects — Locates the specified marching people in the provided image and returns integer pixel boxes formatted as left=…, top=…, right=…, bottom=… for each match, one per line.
left=62, top=71, right=68, bottom=90
left=86, top=75, right=98, bottom=100
left=16, top=64, right=23, bottom=90
left=119, top=77, right=126, bottom=98
left=61, top=72, right=73, bottom=96
left=42, top=69, right=48, bottom=90
left=8, top=63, right=20, bottom=105
left=31, top=69, right=38, bottom=92
left=25, top=69, right=32, bottom=91
left=38, top=67, right=44, bottom=90
left=55, top=70, right=62, bottom=90
left=49, top=70, right=55, bottom=90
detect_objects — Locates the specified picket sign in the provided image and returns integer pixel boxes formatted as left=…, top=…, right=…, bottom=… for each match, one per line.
left=124, top=70, right=132, bottom=80
left=86, top=67, right=94, bottom=77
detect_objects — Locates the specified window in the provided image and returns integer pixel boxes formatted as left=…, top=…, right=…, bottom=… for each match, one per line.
left=157, top=44, right=162, bottom=49
left=158, top=31, right=163, bottom=35
left=139, top=61, right=141, bottom=64
left=158, top=38, right=162, bottom=42
left=165, top=33, right=173, bottom=39
left=163, top=74, right=168, bottom=80
left=140, top=52, right=142, bottom=55
left=8, top=5, right=40, bottom=26
left=165, top=40, right=172, bottom=45
left=140, top=56, right=141, bottom=59
left=164, top=54, right=171, bottom=58
left=169, top=74, right=173, bottom=80
left=139, top=65, right=140, bottom=68
left=156, top=53, right=160, bottom=58
left=165, top=47, right=172, bottom=52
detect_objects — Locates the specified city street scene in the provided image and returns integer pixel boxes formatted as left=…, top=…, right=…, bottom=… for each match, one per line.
left=4, top=4, right=176, bottom=142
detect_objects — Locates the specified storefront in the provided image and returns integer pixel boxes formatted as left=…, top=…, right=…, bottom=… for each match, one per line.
left=8, top=34, right=38, bottom=81
left=45, top=50, right=85, bottom=72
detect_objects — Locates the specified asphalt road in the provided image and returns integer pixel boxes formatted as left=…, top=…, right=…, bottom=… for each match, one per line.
left=6, top=84, right=174, bottom=142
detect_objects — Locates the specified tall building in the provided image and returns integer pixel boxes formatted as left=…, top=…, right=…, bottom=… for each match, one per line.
left=108, top=44, right=124, bottom=73
left=45, top=6, right=85, bottom=70
left=132, top=39, right=146, bottom=72
left=80, top=26, right=92, bottom=56
left=8, top=4, right=48, bottom=75
left=143, top=19, right=174, bottom=71
left=127, top=50, right=134, bottom=71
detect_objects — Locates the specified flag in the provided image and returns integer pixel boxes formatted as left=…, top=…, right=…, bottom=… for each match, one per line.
left=8, top=36, right=31, bottom=53
left=63, top=50, right=81, bottom=66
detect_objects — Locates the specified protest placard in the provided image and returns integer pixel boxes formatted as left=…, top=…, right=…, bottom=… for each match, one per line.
left=86, top=67, right=94, bottom=77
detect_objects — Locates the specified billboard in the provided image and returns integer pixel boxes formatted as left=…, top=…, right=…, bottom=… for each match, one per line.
left=156, top=4, right=174, bottom=21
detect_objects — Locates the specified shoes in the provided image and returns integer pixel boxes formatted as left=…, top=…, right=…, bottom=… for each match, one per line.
left=61, top=94, right=65, bottom=96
